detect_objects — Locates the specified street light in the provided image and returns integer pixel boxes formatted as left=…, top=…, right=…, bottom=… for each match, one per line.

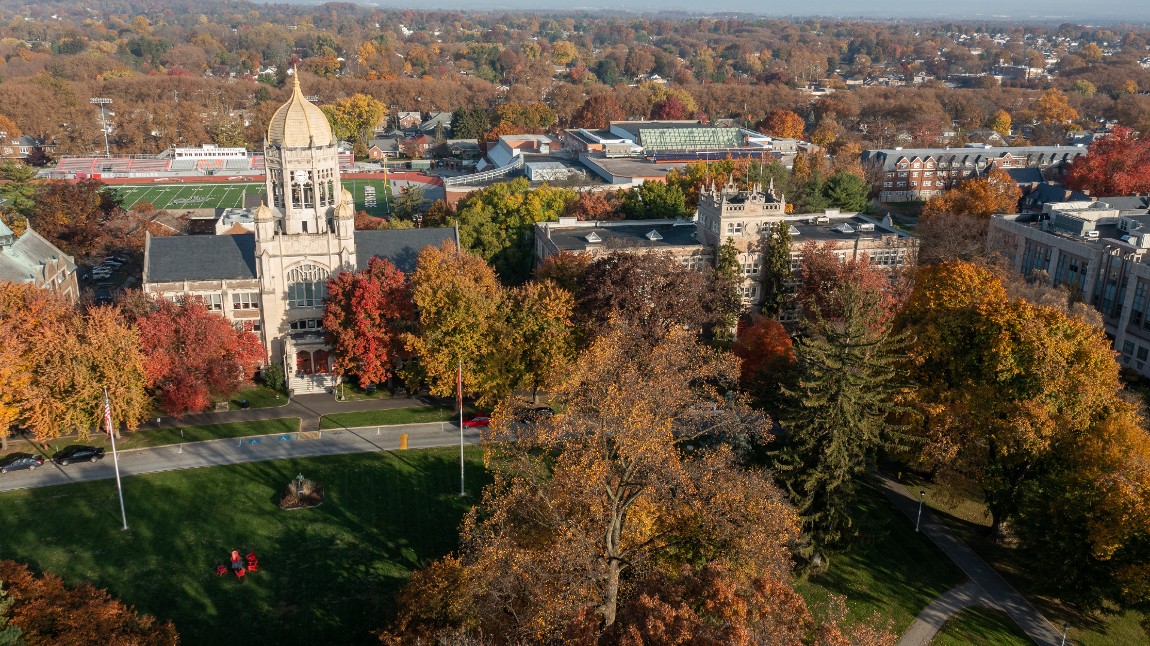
left=915, top=490, right=926, bottom=532
left=90, top=97, right=112, bottom=158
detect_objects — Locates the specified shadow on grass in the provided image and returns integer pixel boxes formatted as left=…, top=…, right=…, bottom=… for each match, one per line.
left=0, top=447, right=489, bottom=646
left=798, top=480, right=965, bottom=633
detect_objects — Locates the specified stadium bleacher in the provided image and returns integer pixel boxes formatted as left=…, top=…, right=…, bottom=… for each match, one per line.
left=52, top=148, right=348, bottom=178
left=129, top=159, right=170, bottom=172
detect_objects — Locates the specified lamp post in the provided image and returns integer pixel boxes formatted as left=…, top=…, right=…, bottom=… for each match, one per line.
left=89, top=98, right=112, bottom=158
left=915, top=490, right=926, bottom=532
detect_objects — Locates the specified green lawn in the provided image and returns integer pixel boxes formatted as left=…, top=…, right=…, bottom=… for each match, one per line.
left=335, top=384, right=394, bottom=402
left=226, top=385, right=289, bottom=411
left=0, top=447, right=488, bottom=645
left=796, top=481, right=965, bottom=635
left=904, top=472, right=1150, bottom=646
left=319, top=406, right=465, bottom=430
left=933, top=607, right=1032, bottom=646
left=33, top=418, right=301, bottom=454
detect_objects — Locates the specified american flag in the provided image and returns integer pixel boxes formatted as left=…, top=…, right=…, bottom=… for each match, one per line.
left=103, top=389, right=114, bottom=436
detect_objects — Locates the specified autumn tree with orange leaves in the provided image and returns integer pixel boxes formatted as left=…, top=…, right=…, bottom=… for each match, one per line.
left=920, top=167, right=1021, bottom=220
left=0, top=560, right=178, bottom=645
left=1065, top=126, right=1150, bottom=197
left=897, top=262, right=1130, bottom=538
left=0, top=283, right=149, bottom=441
left=756, top=109, right=806, bottom=140
left=382, top=324, right=894, bottom=645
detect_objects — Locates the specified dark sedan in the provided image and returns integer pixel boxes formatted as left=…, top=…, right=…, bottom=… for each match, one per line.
left=0, top=453, right=44, bottom=473
left=52, top=445, right=105, bottom=466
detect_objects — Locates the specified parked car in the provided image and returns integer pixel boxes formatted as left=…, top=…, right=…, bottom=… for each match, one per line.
left=0, top=453, right=44, bottom=473
left=461, top=414, right=491, bottom=428
left=52, top=445, right=105, bottom=466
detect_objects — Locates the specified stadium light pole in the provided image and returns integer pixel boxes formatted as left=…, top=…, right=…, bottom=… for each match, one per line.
left=90, top=97, right=112, bottom=158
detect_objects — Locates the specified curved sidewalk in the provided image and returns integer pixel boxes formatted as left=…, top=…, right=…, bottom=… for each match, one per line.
left=0, top=422, right=482, bottom=492
left=897, top=580, right=997, bottom=646
left=878, top=475, right=1063, bottom=646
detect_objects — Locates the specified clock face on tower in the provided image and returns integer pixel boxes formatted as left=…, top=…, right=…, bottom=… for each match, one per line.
left=293, top=170, right=309, bottom=184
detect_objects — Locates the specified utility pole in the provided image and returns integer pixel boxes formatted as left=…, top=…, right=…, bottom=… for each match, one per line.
left=90, top=98, right=112, bottom=158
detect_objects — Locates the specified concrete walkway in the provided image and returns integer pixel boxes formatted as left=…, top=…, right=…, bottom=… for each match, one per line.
left=897, top=581, right=997, bottom=646
left=0, top=422, right=482, bottom=492
left=878, top=475, right=1064, bottom=646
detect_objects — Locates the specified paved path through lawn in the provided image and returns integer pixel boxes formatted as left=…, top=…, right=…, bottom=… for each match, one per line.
left=878, top=475, right=1063, bottom=646
left=897, top=580, right=997, bottom=646
left=0, top=422, right=482, bottom=492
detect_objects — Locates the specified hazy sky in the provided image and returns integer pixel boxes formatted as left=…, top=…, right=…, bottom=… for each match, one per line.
left=356, top=0, right=1150, bottom=22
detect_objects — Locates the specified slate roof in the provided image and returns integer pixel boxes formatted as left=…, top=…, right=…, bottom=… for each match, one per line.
left=146, top=228, right=458, bottom=283
left=355, top=227, right=457, bottom=273
left=543, top=222, right=703, bottom=253
left=1005, top=167, right=1045, bottom=184
left=862, top=146, right=1086, bottom=172
left=0, top=226, right=74, bottom=283
left=1096, top=196, right=1150, bottom=213
left=146, top=234, right=258, bottom=282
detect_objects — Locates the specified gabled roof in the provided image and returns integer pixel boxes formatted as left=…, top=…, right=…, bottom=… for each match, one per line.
left=354, top=227, right=458, bottom=273
left=146, top=234, right=258, bottom=283
left=0, top=227, right=75, bottom=284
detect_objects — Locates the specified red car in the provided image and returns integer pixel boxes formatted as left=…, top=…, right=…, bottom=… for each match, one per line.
left=461, top=414, right=491, bottom=428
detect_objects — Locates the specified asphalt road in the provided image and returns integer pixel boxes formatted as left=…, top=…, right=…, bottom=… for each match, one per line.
left=0, top=422, right=483, bottom=493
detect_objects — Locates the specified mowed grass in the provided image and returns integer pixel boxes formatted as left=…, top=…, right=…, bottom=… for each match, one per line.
left=904, top=472, right=1150, bottom=646
left=319, top=406, right=462, bottom=430
left=342, top=178, right=393, bottom=217
left=112, top=183, right=255, bottom=210
left=26, top=418, right=301, bottom=455
left=796, top=481, right=965, bottom=635
left=0, top=447, right=488, bottom=645
left=933, top=607, right=1032, bottom=646
left=226, top=385, right=289, bottom=411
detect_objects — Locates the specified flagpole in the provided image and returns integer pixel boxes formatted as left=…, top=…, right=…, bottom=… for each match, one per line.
left=104, top=389, right=129, bottom=531
left=458, top=359, right=465, bottom=497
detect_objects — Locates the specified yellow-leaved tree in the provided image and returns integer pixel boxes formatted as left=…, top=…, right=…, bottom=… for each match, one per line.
left=382, top=323, right=894, bottom=644
left=898, top=261, right=1127, bottom=538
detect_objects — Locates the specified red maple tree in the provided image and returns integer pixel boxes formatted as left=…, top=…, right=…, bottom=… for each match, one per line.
left=732, top=315, right=795, bottom=384
left=1065, top=126, right=1150, bottom=197
left=136, top=297, right=265, bottom=417
left=0, top=560, right=178, bottom=645
left=322, top=256, right=413, bottom=385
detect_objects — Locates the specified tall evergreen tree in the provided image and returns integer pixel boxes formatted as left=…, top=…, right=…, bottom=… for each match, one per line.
left=774, top=282, right=908, bottom=548
left=759, top=221, right=793, bottom=317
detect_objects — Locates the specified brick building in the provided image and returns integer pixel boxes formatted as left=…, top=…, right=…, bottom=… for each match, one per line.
left=862, top=145, right=1087, bottom=202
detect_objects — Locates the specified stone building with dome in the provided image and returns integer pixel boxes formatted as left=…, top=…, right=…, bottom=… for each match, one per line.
left=143, top=75, right=456, bottom=394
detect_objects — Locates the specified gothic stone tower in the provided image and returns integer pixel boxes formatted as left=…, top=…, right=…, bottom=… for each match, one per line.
left=254, top=72, right=356, bottom=379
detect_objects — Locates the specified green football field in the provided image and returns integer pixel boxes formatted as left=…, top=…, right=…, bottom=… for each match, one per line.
left=112, top=179, right=392, bottom=216
left=112, top=183, right=255, bottom=210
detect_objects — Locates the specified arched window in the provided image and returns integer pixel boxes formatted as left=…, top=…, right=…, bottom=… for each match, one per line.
left=286, top=264, right=328, bottom=308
